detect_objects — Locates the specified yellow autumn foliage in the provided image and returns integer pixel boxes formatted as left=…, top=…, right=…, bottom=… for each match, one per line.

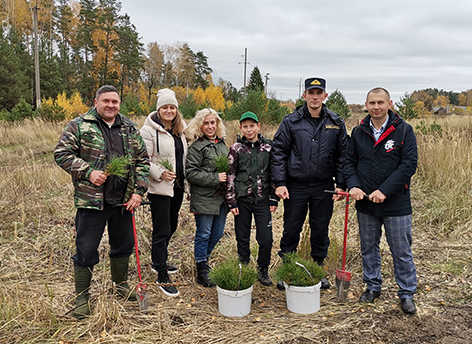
left=204, top=84, right=226, bottom=112
left=193, top=87, right=206, bottom=106
left=42, top=92, right=89, bottom=120
left=171, top=86, right=188, bottom=105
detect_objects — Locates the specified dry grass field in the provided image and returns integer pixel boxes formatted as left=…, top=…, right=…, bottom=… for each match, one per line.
left=0, top=115, right=471, bottom=344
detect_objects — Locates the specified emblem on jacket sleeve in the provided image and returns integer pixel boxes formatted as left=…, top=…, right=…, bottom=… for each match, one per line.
left=384, top=139, right=395, bottom=152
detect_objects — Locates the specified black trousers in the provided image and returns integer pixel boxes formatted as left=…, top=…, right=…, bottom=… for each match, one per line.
left=73, top=203, right=134, bottom=267
left=279, top=181, right=334, bottom=262
left=148, top=187, right=184, bottom=272
left=234, top=200, right=273, bottom=268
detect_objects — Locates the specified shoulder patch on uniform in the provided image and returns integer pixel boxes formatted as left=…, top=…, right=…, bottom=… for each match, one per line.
left=325, top=124, right=340, bottom=129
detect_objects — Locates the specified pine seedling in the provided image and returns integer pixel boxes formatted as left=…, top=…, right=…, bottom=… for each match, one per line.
left=158, top=158, right=174, bottom=172
left=104, top=155, right=132, bottom=179
left=214, top=155, right=230, bottom=173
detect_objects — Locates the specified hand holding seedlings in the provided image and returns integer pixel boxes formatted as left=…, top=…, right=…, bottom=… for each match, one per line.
left=89, top=170, right=107, bottom=186
left=214, top=155, right=229, bottom=183
left=158, top=158, right=176, bottom=182
left=90, top=155, right=131, bottom=187
left=104, top=155, right=132, bottom=178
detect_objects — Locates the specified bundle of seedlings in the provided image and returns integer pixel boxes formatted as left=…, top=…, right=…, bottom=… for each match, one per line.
left=275, top=252, right=325, bottom=287
left=158, top=158, right=174, bottom=172
left=214, top=155, right=230, bottom=173
left=104, top=155, right=132, bottom=179
left=209, top=258, right=258, bottom=291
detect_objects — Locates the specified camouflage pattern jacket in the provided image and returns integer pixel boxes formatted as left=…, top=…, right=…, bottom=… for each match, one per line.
left=226, top=134, right=278, bottom=209
left=54, top=108, right=150, bottom=210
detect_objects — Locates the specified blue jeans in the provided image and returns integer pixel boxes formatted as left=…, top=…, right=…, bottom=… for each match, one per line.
left=358, top=212, right=417, bottom=299
left=194, top=203, right=227, bottom=263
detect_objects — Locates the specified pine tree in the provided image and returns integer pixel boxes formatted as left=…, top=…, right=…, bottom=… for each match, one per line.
left=0, top=26, right=31, bottom=110
left=396, top=92, right=417, bottom=119
left=247, top=66, right=264, bottom=92
left=326, top=89, right=350, bottom=119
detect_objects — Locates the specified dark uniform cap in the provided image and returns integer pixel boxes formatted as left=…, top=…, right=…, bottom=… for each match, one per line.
left=305, top=77, right=326, bottom=91
left=240, top=111, right=259, bottom=123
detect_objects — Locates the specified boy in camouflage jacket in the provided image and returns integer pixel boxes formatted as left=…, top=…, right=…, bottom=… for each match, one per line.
left=226, top=112, right=278, bottom=286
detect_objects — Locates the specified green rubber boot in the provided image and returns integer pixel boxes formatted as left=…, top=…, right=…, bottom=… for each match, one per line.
left=110, top=256, right=136, bottom=301
left=73, top=266, right=93, bottom=319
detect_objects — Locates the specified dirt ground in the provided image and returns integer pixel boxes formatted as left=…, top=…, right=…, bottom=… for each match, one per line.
left=2, top=187, right=471, bottom=344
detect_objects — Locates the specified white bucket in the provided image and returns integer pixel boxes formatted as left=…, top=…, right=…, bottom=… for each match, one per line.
left=216, top=285, right=253, bottom=317
left=284, top=281, right=321, bottom=314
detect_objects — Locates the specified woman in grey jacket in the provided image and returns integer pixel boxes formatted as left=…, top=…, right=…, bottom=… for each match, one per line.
left=140, top=89, right=187, bottom=297
left=185, top=108, right=228, bottom=287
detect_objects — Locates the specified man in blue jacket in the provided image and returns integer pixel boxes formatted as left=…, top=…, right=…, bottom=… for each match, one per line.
left=344, top=87, right=418, bottom=314
left=271, top=77, right=347, bottom=289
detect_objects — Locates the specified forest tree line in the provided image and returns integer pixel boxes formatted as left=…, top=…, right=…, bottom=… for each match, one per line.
left=1, top=0, right=470, bottom=123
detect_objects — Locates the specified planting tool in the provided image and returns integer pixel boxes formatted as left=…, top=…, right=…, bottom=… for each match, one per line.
left=115, top=202, right=150, bottom=312
left=325, top=190, right=351, bottom=302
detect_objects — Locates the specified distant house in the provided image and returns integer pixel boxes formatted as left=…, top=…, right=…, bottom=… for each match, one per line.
left=432, top=107, right=446, bottom=115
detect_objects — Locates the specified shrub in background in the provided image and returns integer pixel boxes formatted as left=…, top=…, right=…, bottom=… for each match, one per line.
left=2, top=98, right=36, bottom=122
left=225, top=90, right=290, bottom=125
left=120, top=93, right=149, bottom=117
left=326, top=89, right=350, bottom=119
left=42, top=92, right=89, bottom=120
left=38, top=102, right=67, bottom=122
left=179, top=95, right=199, bottom=119
left=0, top=108, right=10, bottom=121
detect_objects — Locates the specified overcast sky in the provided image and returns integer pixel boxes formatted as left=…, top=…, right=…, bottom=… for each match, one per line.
left=120, top=0, right=472, bottom=104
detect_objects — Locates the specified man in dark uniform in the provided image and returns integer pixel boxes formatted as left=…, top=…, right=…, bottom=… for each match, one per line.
left=271, top=77, right=347, bottom=289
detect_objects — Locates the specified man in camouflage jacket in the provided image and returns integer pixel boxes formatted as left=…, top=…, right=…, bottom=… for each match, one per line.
left=55, top=85, right=149, bottom=319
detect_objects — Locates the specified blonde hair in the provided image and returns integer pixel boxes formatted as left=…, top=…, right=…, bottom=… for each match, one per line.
left=157, top=107, right=186, bottom=136
left=185, top=108, right=226, bottom=143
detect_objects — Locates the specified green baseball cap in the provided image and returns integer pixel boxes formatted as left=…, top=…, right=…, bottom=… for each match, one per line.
left=239, top=111, right=259, bottom=123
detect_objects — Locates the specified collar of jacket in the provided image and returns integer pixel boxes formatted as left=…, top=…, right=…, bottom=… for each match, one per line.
left=192, top=136, right=226, bottom=150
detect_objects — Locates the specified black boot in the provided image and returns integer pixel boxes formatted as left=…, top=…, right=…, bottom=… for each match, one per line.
left=258, top=266, right=273, bottom=286
left=73, top=266, right=93, bottom=319
left=110, top=256, right=137, bottom=301
left=196, top=262, right=215, bottom=287
left=313, top=257, right=330, bottom=290
left=157, top=270, right=180, bottom=297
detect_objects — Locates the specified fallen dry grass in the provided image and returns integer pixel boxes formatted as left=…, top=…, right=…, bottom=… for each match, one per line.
left=0, top=115, right=471, bottom=344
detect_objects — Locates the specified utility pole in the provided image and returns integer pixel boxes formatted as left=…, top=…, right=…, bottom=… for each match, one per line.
left=239, top=48, right=249, bottom=97
left=32, top=0, right=41, bottom=109
left=264, top=73, right=270, bottom=97
left=298, top=78, right=302, bottom=99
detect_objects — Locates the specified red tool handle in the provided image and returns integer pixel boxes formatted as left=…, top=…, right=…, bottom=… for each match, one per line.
left=341, top=194, right=349, bottom=271
left=127, top=204, right=143, bottom=284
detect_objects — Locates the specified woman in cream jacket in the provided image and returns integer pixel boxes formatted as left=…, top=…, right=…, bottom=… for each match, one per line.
left=140, top=89, right=187, bottom=297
